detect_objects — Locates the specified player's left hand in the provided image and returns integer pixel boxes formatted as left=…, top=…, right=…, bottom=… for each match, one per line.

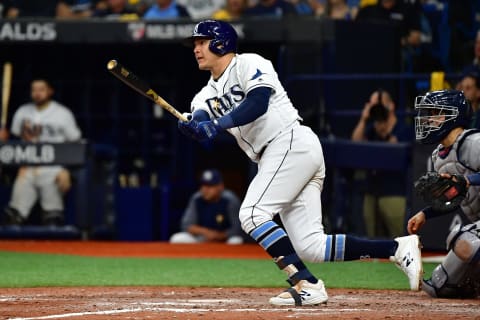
left=195, top=120, right=221, bottom=142
left=407, top=211, right=426, bottom=234
left=56, top=169, right=72, bottom=193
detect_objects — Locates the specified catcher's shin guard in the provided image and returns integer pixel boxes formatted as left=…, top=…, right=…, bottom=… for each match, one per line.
left=423, top=222, right=480, bottom=298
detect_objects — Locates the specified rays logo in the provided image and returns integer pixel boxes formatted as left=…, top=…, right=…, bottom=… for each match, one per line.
left=127, top=22, right=146, bottom=41
left=206, top=84, right=245, bottom=116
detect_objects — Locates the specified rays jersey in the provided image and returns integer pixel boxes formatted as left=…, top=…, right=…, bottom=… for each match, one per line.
left=11, top=100, right=81, bottom=143
left=191, top=53, right=301, bottom=161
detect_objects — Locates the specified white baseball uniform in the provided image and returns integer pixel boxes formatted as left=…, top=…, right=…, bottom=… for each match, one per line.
left=191, top=53, right=330, bottom=262
left=9, top=100, right=81, bottom=219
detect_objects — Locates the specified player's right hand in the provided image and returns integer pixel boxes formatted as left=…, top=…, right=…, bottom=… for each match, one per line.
left=0, top=127, right=9, bottom=142
left=407, top=211, right=426, bottom=234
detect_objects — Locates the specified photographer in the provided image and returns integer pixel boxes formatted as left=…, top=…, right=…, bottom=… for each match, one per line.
left=351, top=89, right=412, bottom=238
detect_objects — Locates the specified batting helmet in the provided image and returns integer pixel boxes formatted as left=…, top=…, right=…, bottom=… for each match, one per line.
left=186, top=20, right=237, bottom=56
left=414, top=90, right=472, bottom=144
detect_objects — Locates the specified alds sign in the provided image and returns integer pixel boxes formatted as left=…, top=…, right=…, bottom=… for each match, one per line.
left=0, top=22, right=56, bottom=41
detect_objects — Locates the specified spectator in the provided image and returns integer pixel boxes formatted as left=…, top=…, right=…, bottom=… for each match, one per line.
left=351, top=89, right=411, bottom=238
left=458, top=72, right=480, bottom=129
left=212, top=0, right=248, bottom=21
left=288, top=0, right=314, bottom=15
left=5, top=0, right=75, bottom=18
left=143, top=0, right=189, bottom=19
left=1, top=79, right=82, bottom=226
left=93, top=0, right=138, bottom=19
left=355, top=0, right=423, bottom=70
left=67, top=0, right=101, bottom=17
left=461, top=30, right=480, bottom=75
left=0, top=1, right=10, bottom=17
left=448, top=0, right=478, bottom=71
left=170, top=169, right=244, bottom=244
left=176, top=0, right=224, bottom=19
left=244, top=0, right=297, bottom=17
left=314, top=0, right=358, bottom=20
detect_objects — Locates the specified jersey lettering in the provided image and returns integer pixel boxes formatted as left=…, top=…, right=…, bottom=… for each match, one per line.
left=205, top=84, right=246, bottom=116
left=20, top=119, right=62, bottom=140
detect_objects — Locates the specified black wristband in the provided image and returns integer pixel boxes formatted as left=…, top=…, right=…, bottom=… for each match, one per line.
left=422, top=206, right=434, bottom=219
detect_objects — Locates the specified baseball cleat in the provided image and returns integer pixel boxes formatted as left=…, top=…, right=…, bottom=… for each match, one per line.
left=269, top=279, right=328, bottom=306
left=391, top=235, right=423, bottom=291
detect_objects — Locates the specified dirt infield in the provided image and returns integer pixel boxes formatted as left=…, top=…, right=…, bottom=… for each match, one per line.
left=1, top=286, right=479, bottom=320
left=0, top=241, right=478, bottom=319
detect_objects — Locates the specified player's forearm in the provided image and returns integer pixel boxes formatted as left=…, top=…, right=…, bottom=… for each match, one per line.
left=422, top=206, right=457, bottom=219
left=351, top=120, right=367, bottom=141
left=188, top=225, right=227, bottom=241
left=466, top=172, right=480, bottom=186
left=187, top=224, right=214, bottom=237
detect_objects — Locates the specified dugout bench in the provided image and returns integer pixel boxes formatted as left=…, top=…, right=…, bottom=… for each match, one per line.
left=0, top=141, right=91, bottom=239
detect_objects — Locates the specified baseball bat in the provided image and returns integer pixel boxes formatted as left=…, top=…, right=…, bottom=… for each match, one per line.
left=1, top=62, right=12, bottom=129
left=107, top=60, right=187, bottom=122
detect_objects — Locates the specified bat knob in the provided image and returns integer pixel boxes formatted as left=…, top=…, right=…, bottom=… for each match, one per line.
left=107, top=60, right=118, bottom=70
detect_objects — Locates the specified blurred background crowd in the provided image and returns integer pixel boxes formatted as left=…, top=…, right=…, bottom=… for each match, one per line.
left=0, top=0, right=477, bottom=73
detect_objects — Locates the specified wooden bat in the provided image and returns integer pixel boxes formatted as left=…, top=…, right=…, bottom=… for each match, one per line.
left=107, top=60, right=187, bottom=122
left=1, top=62, right=12, bottom=129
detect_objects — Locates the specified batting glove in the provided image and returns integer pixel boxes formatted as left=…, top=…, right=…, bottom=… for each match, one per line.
left=195, top=120, right=222, bottom=142
left=177, top=119, right=198, bottom=140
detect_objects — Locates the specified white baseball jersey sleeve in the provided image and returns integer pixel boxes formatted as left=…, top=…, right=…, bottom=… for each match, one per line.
left=11, top=100, right=81, bottom=143
left=191, top=53, right=301, bottom=161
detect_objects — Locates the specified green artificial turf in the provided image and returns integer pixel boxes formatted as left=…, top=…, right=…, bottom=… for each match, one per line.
left=0, top=251, right=436, bottom=289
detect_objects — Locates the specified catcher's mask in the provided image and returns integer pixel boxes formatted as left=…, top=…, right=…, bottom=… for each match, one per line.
left=414, top=90, right=471, bottom=144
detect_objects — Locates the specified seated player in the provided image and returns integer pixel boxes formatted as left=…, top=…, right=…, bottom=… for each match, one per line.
left=1, top=79, right=82, bottom=226
left=170, top=169, right=244, bottom=244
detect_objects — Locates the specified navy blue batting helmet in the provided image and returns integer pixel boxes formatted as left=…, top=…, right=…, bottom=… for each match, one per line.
left=186, top=20, right=237, bottom=56
left=414, top=90, right=472, bottom=144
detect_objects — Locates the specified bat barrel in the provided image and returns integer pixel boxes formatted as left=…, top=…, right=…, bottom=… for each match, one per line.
left=107, top=60, right=118, bottom=70
left=106, top=59, right=188, bottom=121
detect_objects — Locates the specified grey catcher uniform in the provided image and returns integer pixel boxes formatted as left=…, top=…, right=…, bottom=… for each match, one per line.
left=412, top=90, right=480, bottom=298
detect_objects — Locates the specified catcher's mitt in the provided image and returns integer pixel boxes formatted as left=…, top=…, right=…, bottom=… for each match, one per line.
left=414, top=172, right=468, bottom=212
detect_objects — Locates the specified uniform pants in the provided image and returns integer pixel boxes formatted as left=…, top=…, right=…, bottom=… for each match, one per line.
left=239, top=124, right=329, bottom=262
left=9, top=166, right=63, bottom=219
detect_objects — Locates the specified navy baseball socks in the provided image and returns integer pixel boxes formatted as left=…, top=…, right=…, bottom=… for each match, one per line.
left=249, top=221, right=328, bottom=306
left=331, top=234, right=423, bottom=291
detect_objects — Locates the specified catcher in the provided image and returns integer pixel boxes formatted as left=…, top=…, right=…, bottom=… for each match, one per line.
left=409, top=89, right=480, bottom=298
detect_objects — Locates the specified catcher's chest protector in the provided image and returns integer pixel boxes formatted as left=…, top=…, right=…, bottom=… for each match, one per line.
left=432, top=130, right=480, bottom=222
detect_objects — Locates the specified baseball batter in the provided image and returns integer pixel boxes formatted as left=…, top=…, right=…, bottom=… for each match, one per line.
left=408, top=89, right=480, bottom=298
left=2, top=79, right=81, bottom=226
left=179, top=20, right=422, bottom=306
